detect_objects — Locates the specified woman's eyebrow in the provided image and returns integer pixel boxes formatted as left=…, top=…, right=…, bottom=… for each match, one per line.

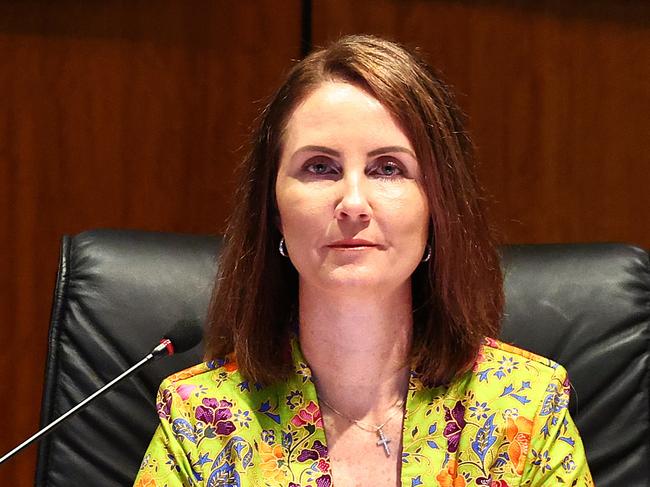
left=294, top=145, right=415, bottom=158
left=367, top=146, right=416, bottom=158
left=294, top=145, right=340, bottom=157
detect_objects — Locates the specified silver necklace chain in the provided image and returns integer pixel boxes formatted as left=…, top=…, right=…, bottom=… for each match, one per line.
left=318, top=396, right=405, bottom=457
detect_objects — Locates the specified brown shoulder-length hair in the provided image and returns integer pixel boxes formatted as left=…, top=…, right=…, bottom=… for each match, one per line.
left=205, top=35, right=504, bottom=386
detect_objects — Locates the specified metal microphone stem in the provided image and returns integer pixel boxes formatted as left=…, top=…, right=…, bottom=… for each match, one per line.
left=0, top=352, right=155, bottom=465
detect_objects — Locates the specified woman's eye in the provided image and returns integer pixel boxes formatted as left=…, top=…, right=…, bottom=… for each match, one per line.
left=305, top=158, right=337, bottom=175
left=310, top=162, right=329, bottom=174
left=372, top=159, right=403, bottom=177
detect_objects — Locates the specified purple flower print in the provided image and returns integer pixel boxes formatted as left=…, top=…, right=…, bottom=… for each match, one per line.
left=316, top=475, right=332, bottom=487
left=296, top=439, right=331, bottom=479
left=156, top=388, right=173, bottom=420
left=297, top=449, right=319, bottom=462
left=443, top=401, right=466, bottom=452
left=195, top=397, right=236, bottom=436
left=297, top=439, right=329, bottom=464
left=313, top=439, right=328, bottom=457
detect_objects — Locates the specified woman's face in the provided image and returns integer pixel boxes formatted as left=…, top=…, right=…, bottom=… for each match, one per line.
left=275, top=81, right=430, bottom=295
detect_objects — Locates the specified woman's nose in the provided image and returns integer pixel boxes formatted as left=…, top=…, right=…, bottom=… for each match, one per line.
left=334, top=175, right=372, bottom=222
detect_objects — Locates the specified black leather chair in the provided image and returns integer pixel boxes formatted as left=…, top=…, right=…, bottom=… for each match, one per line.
left=35, top=229, right=649, bottom=486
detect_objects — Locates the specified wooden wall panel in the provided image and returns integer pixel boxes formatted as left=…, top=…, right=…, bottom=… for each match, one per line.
left=313, top=0, right=650, bottom=248
left=1, top=0, right=648, bottom=483
left=0, top=1, right=301, bottom=484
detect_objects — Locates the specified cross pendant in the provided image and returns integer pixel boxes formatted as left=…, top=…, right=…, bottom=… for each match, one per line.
left=376, top=428, right=391, bottom=457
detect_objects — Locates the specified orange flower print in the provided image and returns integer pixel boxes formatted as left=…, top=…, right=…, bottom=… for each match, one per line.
left=291, top=400, right=323, bottom=428
left=436, top=460, right=466, bottom=487
left=224, top=357, right=238, bottom=372
left=134, top=473, right=157, bottom=487
left=506, top=416, right=533, bottom=474
left=259, top=441, right=287, bottom=482
left=167, top=363, right=206, bottom=383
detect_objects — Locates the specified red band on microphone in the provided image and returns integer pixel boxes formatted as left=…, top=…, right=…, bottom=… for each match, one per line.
left=159, top=338, right=175, bottom=356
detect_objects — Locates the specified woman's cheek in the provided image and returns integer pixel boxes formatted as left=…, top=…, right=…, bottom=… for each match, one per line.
left=380, top=187, right=427, bottom=222
left=277, top=183, right=312, bottom=227
left=282, top=193, right=332, bottom=243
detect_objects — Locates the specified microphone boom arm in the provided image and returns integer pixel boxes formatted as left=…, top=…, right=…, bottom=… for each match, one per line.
left=0, top=351, right=156, bottom=465
left=0, top=319, right=202, bottom=466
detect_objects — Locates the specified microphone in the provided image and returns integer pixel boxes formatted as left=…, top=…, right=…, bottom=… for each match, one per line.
left=0, top=320, right=203, bottom=465
left=151, top=319, right=204, bottom=358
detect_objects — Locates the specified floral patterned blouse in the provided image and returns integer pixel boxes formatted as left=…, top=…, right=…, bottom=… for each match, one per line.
left=134, top=337, right=593, bottom=486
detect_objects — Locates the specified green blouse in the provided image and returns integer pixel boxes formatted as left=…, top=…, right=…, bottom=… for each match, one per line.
left=134, top=337, right=593, bottom=486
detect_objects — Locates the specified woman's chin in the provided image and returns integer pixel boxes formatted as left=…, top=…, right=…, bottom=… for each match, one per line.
left=311, top=266, right=409, bottom=294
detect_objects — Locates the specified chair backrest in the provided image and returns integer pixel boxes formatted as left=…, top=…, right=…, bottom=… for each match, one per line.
left=500, top=244, right=649, bottom=485
left=36, top=230, right=216, bottom=486
left=36, top=229, right=649, bottom=486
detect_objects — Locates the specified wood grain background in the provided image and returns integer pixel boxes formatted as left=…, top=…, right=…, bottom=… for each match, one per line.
left=0, top=1, right=301, bottom=483
left=0, top=1, right=647, bottom=484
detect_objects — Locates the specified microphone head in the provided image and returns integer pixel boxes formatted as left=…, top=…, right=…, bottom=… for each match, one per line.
left=163, top=320, right=203, bottom=354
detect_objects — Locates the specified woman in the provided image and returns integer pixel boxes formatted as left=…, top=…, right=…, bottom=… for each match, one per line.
left=135, top=35, right=592, bottom=486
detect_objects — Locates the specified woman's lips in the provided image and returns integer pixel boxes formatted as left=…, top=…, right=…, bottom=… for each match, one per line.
left=326, top=239, right=379, bottom=250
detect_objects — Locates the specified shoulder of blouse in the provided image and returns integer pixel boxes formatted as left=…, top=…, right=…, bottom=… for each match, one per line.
left=479, top=337, right=566, bottom=376
left=439, top=336, right=571, bottom=402
left=157, top=353, right=245, bottom=392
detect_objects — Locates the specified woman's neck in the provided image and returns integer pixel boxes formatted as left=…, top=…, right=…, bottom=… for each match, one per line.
left=298, top=281, right=413, bottom=421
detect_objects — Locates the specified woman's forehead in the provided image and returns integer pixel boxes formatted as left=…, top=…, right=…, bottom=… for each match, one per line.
left=282, top=82, right=413, bottom=154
